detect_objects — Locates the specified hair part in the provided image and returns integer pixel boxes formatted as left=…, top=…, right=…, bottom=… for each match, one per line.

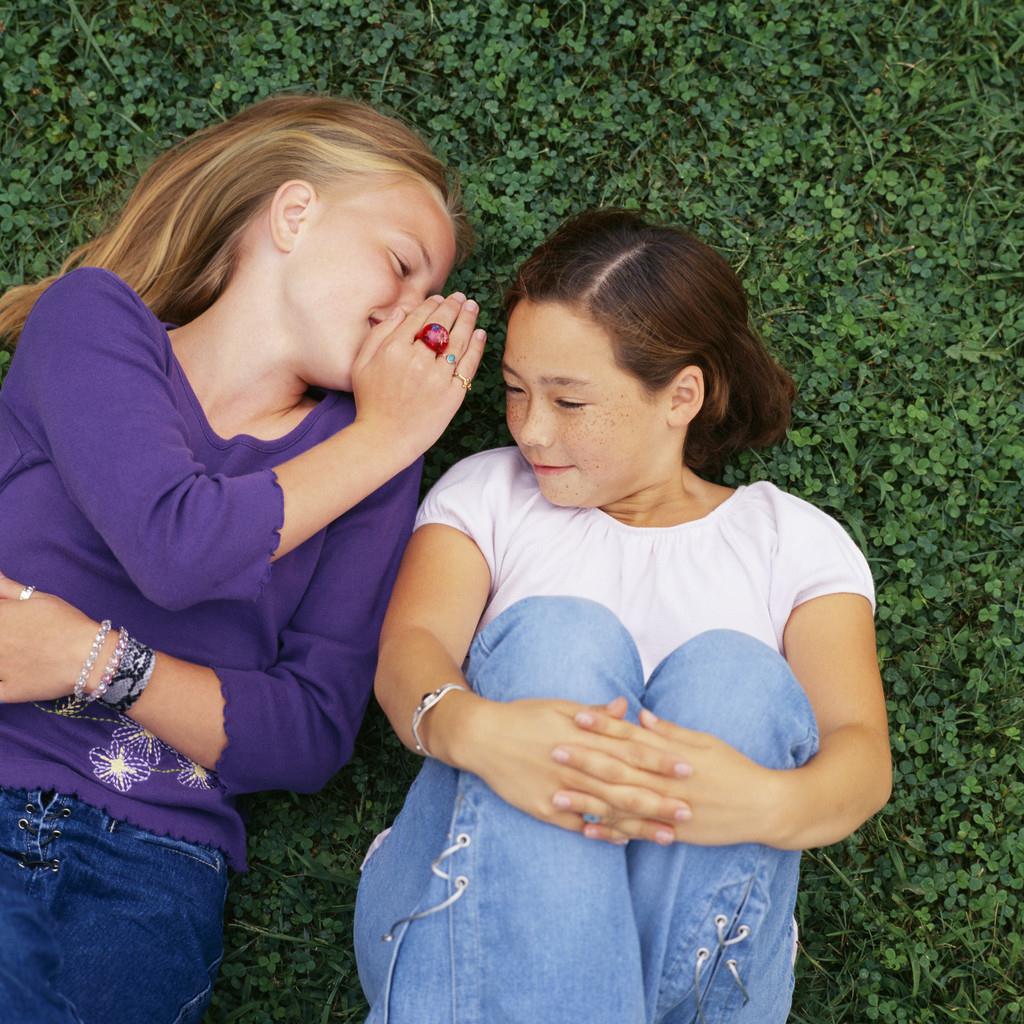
left=0, top=93, right=472, bottom=345
left=505, top=209, right=795, bottom=476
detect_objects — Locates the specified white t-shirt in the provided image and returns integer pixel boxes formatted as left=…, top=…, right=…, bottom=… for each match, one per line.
left=416, top=447, right=874, bottom=678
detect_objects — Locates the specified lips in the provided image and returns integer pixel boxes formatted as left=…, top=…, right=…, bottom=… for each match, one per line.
left=531, top=463, right=572, bottom=476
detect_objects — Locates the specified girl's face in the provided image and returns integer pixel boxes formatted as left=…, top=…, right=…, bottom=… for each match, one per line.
left=503, top=300, right=688, bottom=511
left=280, top=178, right=457, bottom=390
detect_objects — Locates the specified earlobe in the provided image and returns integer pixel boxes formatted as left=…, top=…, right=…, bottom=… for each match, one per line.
left=268, top=180, right=317, bottom=254
left=667, top=366, right=704, bottom=428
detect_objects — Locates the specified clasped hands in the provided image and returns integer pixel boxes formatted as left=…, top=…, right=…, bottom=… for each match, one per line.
left=467, top=695, right=780, bottom=848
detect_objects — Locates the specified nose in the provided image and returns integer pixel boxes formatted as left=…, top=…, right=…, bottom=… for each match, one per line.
left=515, top=399, right=554, bottom=450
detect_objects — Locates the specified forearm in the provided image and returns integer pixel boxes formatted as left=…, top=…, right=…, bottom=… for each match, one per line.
left=766, top=723, right=892, bottom=850
left=272, top=421, right=415, bottom=560
left=375, top=626, right=484, bottom=766
left=124, top=654, right=227, bottom=770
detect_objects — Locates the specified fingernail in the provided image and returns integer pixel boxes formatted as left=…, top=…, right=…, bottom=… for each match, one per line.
left=551, top=747, right=570, bottom=763
left=613, top=838, right=629, bottom=846
left=655, top=829, right=674, bottom=845
left=674, top=806, right=692, bottom=822
left=429, top=294, right=444, bottom=303
left=552, top=793, right=572, bottom=810
left=464, top=299, right=478, bottom=312
left=673, top=762, right=692, bottom=778
left=640, top=709, right=658, bottom=726
left=451, top=291, right=466, bottom=302
left=474, top=329, right=487, bottom=342
left=574, top=712, right=594, bottom=727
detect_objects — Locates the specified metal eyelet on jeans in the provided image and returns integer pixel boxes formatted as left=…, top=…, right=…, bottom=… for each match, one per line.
left=24, top=804, right=35, bottom=814
left=49, top=859, right=60, bottom=872
left=381, top=833, right=472, bottom=942
left=61, top=807, right=72, bottom=818
left=17, top=818, right=29, bottom=830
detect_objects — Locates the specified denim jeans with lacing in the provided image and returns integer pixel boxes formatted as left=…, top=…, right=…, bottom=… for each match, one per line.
left=0, top=788, right=227, bottom=1024
left=355, top=596, right=819, bottom=1024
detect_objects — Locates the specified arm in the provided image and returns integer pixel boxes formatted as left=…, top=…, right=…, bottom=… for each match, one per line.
left=547, top=594, right=892, bottom=849
left=9, top=270, right=480, bottom=609
left=0, top=460, right=424, bottom=782
left=374, top=525, right=644, bottom=835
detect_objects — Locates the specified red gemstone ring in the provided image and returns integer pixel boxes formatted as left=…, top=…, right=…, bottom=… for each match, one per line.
left=415, top=322, right=450, bottom=355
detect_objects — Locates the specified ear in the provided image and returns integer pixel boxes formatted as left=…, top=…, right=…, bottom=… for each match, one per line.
left=267, top=180, right=318, bottom=254
left=665, top=365, right=704, bottom=429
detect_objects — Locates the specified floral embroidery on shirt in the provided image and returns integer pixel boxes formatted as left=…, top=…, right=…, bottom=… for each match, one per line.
left=176, top=755, right=215, bottom=790
left=35, top=700, right=219, bottom=793
left=113, top=722, right=167, bottom=766
left=89, top=742, right=153, bottom=793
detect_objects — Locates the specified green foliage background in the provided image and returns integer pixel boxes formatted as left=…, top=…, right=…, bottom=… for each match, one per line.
left=2, top=1, right=1021, bottom=1020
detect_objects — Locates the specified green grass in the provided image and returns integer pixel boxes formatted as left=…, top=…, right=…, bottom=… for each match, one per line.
left=2, top=1, right=1021, bottom=1020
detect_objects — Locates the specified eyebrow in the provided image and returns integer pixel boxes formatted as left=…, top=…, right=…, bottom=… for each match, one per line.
left=501, top=361, right=594, bottom=387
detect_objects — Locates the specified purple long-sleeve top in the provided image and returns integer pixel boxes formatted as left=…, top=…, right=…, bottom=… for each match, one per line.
left=0, top=268, right=421, bottom=869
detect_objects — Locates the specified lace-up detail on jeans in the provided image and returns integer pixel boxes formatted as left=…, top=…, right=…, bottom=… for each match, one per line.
left=16, top=800, right=71, bottom=871
left=694, top=913, right=752, bottom=1022
left=382, top=833, right=472, bottom=942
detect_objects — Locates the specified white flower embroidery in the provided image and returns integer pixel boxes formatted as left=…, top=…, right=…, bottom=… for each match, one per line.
left=113, top=722, right=167, bottom=766
left=89, top=743, right=152, bottom=793
left=175, top=754, right=215, bottom=790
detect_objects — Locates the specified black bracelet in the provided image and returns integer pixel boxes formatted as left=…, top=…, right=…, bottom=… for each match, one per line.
left=99, top=634, right=157, bottom=715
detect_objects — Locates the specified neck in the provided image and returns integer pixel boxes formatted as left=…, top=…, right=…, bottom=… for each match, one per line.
left=168, top=277, right=314, bottom=441
left=600, top=466, right=733, bottom=528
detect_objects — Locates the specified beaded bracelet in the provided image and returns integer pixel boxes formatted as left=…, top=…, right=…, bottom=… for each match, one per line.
left=74, top=620, right=112, bottom=703
left=90, top=627, right=129, bottom=703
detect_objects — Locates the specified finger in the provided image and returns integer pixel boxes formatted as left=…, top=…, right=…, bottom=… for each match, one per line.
left=580, top=823, right=632, bottom=845
left=604, top=696, right=629, bottom=719
left=559, top=725, right=686, bottom=776
left=639, top=708, right=714, bottom=751
left=0, top=574, right=29, bottom=601
left=598, top=817, right=680, bottom=846
left=551, top=789, right=616, bottom=826
left=442, top=297, right=480, bottom=363
left=407, top=292, right=466, bottom=347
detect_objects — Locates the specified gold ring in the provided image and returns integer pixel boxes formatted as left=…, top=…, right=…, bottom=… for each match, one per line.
left=453, top=371, right=472, bottom=391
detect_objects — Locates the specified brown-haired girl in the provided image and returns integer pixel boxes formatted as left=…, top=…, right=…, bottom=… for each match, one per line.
left=355, top=210, right=890, bottom=1022
left=0, top=94, right=484, bottom=1023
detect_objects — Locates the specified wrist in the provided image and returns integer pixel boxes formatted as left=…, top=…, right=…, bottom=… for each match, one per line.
left=760, top=768, right=804, bottom=849
left=420, top=688, right=486, bottom=769
left=347, top=415, right=421, bottom=471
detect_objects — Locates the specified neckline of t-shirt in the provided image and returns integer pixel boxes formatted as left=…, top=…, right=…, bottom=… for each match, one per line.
left=161, top=326, right=342, bottom=452
left=584, top=484, right=750, bottom=535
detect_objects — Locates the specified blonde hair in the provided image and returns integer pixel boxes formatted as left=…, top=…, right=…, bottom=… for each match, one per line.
left=0, top=94, right=471, bottom=345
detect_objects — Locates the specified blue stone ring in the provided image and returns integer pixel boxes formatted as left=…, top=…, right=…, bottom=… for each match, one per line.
left=445, top=353, right=457, bottom=364
left=582, top=813, right=602, bottom=825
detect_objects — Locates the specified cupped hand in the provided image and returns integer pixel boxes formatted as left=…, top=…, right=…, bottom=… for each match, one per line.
left=0, top=572, right=103, bottom=704
left=351, top=292, right=486, bottom=463
left=547, top=699, right=782, bottom=847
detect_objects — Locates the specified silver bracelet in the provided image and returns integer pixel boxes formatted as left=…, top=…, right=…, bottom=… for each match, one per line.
left=74, top=620, right=112, bottom=703
left=411, top=684, right=469, bottom=758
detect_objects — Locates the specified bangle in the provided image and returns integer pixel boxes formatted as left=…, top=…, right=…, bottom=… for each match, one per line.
left=411, top=684, right=468, bottom=758
left=74, top=620, right=112, bottom=703
left=99, top=634, right=157, bottom=715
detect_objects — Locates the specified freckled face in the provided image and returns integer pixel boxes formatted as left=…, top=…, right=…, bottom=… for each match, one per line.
left=503, top=300, right=681, bottom=509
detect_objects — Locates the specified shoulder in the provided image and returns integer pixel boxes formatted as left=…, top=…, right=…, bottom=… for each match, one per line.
left=417, top=447, right=537, bottom=535
left=21, top=267, right=169, bottom=366
left=731, top=481, right=859, bottom=543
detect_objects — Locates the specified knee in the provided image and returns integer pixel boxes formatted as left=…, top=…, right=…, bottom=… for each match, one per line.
left=646, top=630, right=818, bottom=769
left=467, top=597, right=643, bottom=705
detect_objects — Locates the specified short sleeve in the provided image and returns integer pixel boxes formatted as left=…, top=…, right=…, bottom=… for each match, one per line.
left=767, top=488, right=876, bottom=638
left=414, top=449, right=519, bottom=581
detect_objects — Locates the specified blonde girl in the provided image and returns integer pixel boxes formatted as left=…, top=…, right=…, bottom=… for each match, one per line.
left=0, top=94, right=483, bottom=1024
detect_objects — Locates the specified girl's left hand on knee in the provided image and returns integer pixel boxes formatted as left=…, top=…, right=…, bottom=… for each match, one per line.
left=552, top=704, right=783, bottom=846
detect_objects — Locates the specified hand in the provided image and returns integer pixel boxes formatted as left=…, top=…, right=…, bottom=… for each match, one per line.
left=548, top=699, right=783, bottom=847
left=351, top=292, right=486, bottom=464
left=0, top=572, right=105, bottom=703
left=457, top=696, right=646, bottom=843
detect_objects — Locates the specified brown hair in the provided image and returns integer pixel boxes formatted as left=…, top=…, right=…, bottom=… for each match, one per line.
left=505, top=209, right=795, bottom=476
left=0, top=93, right=472, bottom=346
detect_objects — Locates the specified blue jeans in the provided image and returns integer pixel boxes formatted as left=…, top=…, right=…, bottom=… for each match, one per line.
left=355, top=597, right=819, bottom=1023
left=0, top=787, right=228, bottom=1024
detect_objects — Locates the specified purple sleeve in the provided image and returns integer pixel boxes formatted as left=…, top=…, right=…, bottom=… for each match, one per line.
left=212, top=458, right=422, bottom=795
left=10, top=268, right=283, bottom=610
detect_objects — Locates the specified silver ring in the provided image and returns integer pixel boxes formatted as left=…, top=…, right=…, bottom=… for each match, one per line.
left=17, top=585, right=36, bottom=601
left=582, top=812, right=601, bottom=825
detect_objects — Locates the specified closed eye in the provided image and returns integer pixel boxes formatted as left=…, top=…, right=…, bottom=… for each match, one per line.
left=502, top=382, right=525, bottom=395
left=555, top=400, right=587, bottom=410
left=391, top=252, right=411, bottom=278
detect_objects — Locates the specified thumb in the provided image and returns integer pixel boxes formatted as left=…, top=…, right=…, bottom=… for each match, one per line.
left=354, top=307, right=406, bottom=371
